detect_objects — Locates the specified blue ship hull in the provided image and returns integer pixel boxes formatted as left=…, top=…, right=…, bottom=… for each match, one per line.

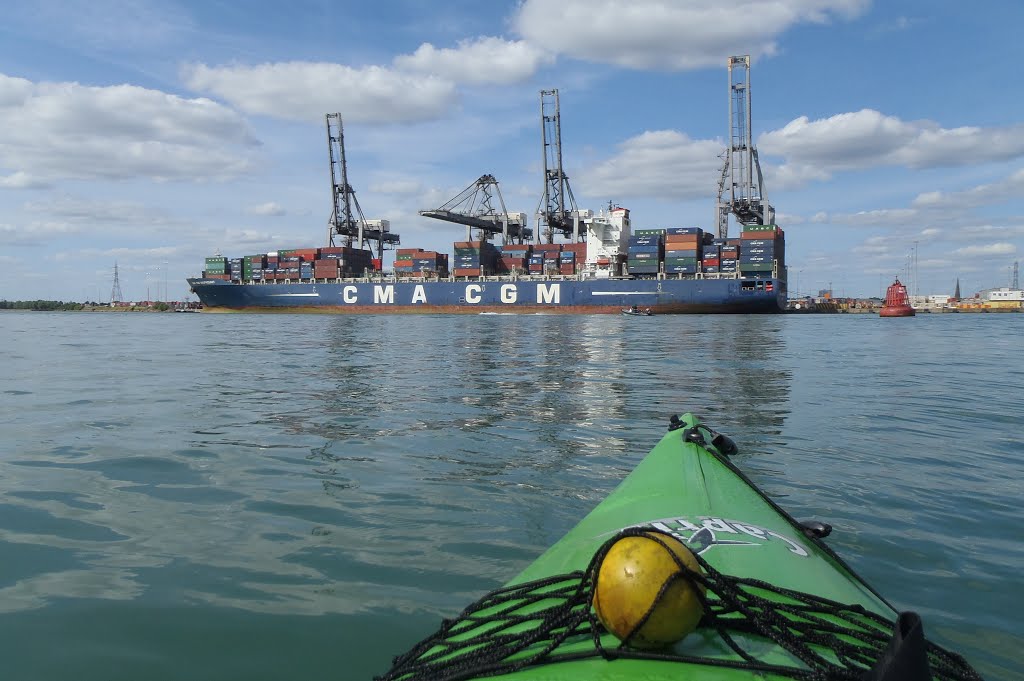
left=187, top=276, right=785, bottom=314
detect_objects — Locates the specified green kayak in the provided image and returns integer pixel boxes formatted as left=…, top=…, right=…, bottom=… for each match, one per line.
left=378, top=413, right=981, bottom=681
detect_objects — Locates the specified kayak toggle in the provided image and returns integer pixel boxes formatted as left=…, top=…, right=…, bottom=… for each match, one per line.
left=799, top=520, right=833, bottom=539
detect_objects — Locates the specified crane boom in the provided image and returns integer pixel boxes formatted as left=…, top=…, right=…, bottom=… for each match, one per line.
left=420, top=174, right=531, bottom=243
left=325, top=113, right=400, bottom=258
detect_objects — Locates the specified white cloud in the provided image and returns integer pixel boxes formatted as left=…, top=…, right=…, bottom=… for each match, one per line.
left=394, top=37, right=552, bottom=84
left=368, top=179, right=424, bottom=196
left=248, top=202, right=286, bottom=216
left=759, top=110, right=1024, bottom=183
left=0, top=73, right=258, bottom=183
left=911, top=169, right=1024, bottom=209
left=575, top=130, right=722, bottom=200
left=182, top=62, right=457, bottom=124
left=825, top=208, right=921, bottom=226
left=23, top=195, right=166, bottom=224
left=852, top=235, right=895, bottom=256
left=953, top=242, right=1017, bottom=257
left=0, top=220, right=84, bottom=246
left=514, top=0, right=868, bottom=70
left=0, top=171, right=50, bottom=189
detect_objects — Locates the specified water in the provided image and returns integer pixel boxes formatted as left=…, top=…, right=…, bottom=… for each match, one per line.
left=2, top=311, right=1021, bottom=680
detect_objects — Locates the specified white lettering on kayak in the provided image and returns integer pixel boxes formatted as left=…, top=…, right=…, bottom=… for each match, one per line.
left=465, top=284, right=482, bottom=304
left=500, top=284, right=517, bottom=304
left=701, top=517, right=738, bottom=534
left=374, top=285, right=394, bottom=304
left=537, top=283, right=560, bottom=304
left=343, top=286, right=357, bottom=303
left=615, top=516, right=809, bottom=558
left=411, top=285, right=426, bottom=304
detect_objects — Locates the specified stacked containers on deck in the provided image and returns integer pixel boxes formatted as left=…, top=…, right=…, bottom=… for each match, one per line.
left=531, top=244, right=561, bottom=275
left=278, top=250, right=302, bottom=279
left=559, top=242, right=586, bottom=275
left=316, top=246, right=375, bottom=277
left=244, top=254, right=266, bottom=281
left=393, top=248, right=449, bottom=276
left=529, top=243, right=585, bottom=275
left=527, top=251, right=545, bottom=273
left=739, top=225, right=784, bottom=276
left=197, top=246, right=378, bottom=282
left=204, top=257, right=229, bottom=280
left=228, top=258, right=243, bottom=281
left=313, top=248, right=338, bottom=279
left=721, top=241, right=739, bottom=273
left=663, top=227, right=702, bottom=274
left=702, top=239, right=720, bottom=274
left=628, top=229, right=664, bottom=275
left=453, top=241, right=500, bottom=277
left=558, top=249, right=575, bottom=275
left=497, top=243, right=531, bottom=274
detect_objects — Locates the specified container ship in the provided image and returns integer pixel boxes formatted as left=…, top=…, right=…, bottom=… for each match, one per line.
left=188, top=216, right=786, bottom=314
left=188, top=57, right=786, bottom=315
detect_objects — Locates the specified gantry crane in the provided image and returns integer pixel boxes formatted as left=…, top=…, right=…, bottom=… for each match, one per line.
left=536, top=89, right=581, bottom=243
left=715, top=56, right=775, bottom=239
left=325, top=112, right=400, bottom=259
left=419, top=174, right=532, bottom=243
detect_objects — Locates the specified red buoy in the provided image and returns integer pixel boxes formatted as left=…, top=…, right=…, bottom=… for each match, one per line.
left=879, top=277, right=915, bottom=317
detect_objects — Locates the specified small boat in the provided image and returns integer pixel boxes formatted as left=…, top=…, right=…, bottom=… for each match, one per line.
left=622, top=307, right=653, bottom=316
left=378, top=413, right=980, bottom=681
left=879, top=277, right=916, bottom=317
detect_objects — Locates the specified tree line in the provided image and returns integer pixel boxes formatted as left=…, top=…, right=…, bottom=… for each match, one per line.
left=1, top=300, right=88, bottom=310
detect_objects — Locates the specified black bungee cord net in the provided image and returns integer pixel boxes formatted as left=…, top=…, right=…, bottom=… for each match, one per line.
left=375, top=527, right=983, bottom=681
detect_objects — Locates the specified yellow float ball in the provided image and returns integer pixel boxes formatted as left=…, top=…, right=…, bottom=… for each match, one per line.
left=592, top=532, right=705, bottom=649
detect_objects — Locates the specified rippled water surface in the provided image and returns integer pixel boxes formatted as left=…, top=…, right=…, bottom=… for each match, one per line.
left=2, top=311, right=1021, bottom=680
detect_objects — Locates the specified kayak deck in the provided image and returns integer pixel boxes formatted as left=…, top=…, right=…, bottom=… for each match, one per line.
left=377, top=414, right=982, bottom=681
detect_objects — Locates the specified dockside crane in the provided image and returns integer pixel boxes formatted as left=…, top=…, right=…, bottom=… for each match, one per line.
left=715, top=56, right=775, bottom=239
left=325, top=112, right=400, bottom=259
left=419, top=174, right=532, bottom=243
left=537, top=89, right=581, bottom=243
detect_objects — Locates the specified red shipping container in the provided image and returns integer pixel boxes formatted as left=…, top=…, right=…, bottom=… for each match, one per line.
left=559, top=264, right=575, bottom=275
left=702, top=257, right=721, bottom=266
left=453, top=267, right=482, bottom=277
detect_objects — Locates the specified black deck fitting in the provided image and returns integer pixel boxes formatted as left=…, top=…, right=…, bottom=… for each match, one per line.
left=799, top=520, right=833, bottom=539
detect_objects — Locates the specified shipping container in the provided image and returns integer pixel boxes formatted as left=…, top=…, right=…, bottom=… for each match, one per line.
left=665, top=227, right=702, bottom=236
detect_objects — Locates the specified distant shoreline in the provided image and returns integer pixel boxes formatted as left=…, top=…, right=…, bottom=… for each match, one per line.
left=0, top=305, right=196, bottom=313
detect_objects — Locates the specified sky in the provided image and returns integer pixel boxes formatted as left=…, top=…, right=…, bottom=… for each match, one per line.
left=1, top=0, right=1022, bottom=302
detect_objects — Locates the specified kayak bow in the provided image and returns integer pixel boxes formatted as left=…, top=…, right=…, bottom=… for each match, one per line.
left=377, top=413, right=981, bottom=681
